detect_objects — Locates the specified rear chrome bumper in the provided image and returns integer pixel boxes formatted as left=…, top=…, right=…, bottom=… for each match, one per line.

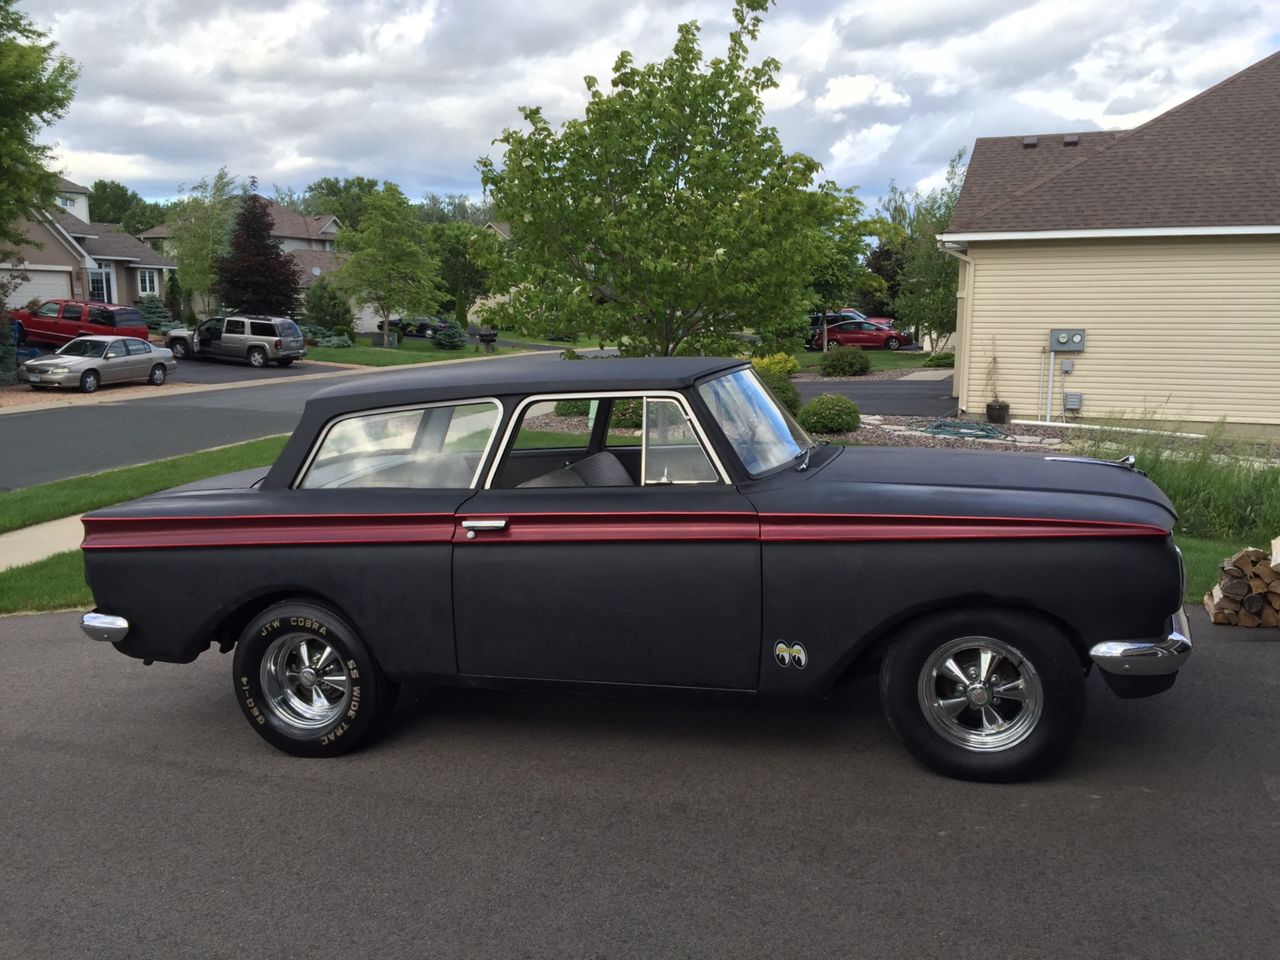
left=81, top=612, right=130, bottom=643
left=1089, top=609, right=1192, bottom=676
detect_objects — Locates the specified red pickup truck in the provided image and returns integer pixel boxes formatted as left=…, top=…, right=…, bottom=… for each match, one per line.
left=11, top=300, right=150, bottom=346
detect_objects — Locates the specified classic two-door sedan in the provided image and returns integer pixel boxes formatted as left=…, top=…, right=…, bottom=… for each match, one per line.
left=79, top=358, right=1190, bottom=780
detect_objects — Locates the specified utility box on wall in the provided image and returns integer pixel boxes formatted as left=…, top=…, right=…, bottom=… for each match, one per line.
left=1049, top=329, right=1086, bottom=352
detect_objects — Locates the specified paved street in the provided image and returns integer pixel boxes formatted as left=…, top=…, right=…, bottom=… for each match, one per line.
left=797, top=374, right=957, bottom=417
left=0, top=607, right=1276, bottom=959
left=21, top=342, right=335, bottom=385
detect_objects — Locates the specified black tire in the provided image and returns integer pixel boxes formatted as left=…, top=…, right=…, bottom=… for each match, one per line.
left=885, top=337, right=901, bottom=351
left=879, top=608, right=1085, bottom=782
left=149, top=363, right=166, bottom=385
left=247, top=347, right=267, bottom=368
left=169, top=338, right=188, bottom=360
left=232, top=601, right=399, bottom=757
left=277, top=358, right=294, bottom=367
left=79, top=370, right=100, bottom=393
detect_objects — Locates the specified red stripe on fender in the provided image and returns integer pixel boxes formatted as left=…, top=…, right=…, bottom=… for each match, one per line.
left=81, top=513, right=456, bottom=550
left=759, top=513, right=1167, bottom=542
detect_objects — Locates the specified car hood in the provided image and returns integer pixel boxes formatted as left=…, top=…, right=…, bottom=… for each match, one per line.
left=746, top=445, right=1177, bottom=532
left=25, top=354, right=93, bottom=370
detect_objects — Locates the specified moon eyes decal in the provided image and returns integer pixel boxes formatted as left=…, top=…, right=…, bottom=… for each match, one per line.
left=774, top=642, right=807, bottom=669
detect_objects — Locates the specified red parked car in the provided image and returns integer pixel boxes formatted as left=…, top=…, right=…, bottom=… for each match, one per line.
left=10, top=300, right=150, bottom=347
left=808, top=317, right=912, bottom=351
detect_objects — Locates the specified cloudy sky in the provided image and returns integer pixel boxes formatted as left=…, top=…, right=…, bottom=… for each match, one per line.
left=35, top=0, right=1280, bottom=206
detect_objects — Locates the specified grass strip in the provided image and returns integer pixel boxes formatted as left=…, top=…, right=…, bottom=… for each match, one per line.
left=1176, top=535, right=1256, bottom=604
left=793, top=349, right=931, bottom=374
left=0, top=435, right=288, bottom=535
left=309, top=335, right=514, bottom=366
left=0, top=550, right=91, bottom=615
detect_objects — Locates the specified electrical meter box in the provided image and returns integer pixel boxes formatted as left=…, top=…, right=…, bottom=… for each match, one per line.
left=1049, top=328, right=1086, bottom=352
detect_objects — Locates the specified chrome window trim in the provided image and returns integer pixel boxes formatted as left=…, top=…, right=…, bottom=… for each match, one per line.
left=292, top=396, right=505, bottom=490
left=483, top=390, right=729, bottom=490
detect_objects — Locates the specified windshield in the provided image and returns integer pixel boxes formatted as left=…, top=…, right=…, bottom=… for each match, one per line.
left=698, top=368, right=811, bottom=476
left=56, top=339, right=107, bottom=358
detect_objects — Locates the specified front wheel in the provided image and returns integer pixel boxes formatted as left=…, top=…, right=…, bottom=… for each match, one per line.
left=79, top=370, right=100, bottom=393
left=879, top=608, right=1085, bottom=781
left=148, top=363, right=166, bottom=385
left=884, top=337, right=901, bottom=351
left=169, top=339, right=189, bottom=360
left=232, top=601, right=398, bottom=757
left=247, top=347, right=267, bottom=368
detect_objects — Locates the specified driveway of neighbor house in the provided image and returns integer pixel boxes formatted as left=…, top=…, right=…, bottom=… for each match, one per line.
left=796, top=373, right=957, bottom=417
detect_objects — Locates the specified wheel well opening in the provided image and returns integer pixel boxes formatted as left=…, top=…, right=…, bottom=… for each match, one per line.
left=213, top=591, right=360, bottom=655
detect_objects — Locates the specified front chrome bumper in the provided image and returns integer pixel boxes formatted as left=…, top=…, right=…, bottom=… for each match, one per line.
left=1089, top=609, right=1192, bottom=676
left=81, top=612, right=130, bottom=643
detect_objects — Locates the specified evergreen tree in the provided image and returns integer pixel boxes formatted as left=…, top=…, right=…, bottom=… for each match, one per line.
left=214, top=190, right=301, bottom=316
left=301, top=276, right=354, bottom=329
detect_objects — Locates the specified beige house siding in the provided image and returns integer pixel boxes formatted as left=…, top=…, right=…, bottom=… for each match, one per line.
left=959, top=236, right=1280, bottom=426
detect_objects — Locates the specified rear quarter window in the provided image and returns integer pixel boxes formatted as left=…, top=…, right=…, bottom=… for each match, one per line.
left=250, top=321, right=276, bottom=337
left=113, top=309, right=145, bottom=327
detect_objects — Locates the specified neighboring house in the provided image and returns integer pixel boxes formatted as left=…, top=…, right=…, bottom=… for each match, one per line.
left=939, top=50, right=1280, bottom=428
left=1, top=177, right=175, bottom=308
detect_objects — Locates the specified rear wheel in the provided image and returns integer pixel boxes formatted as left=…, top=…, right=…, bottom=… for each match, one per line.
left=885, top=336, right=901, bottom=351
left=148, top=364, right=166, bottom=385
left=879, top=608, right=1085, bottom=781
left=79, top=370, right=100, bottom=393
left=247, top=346, right=267, bottom=368
left=826, top=340, right=839, bottom=351
left=232, top=601, right=398, bottom=757
left=169, top=338, right=188, bottom=360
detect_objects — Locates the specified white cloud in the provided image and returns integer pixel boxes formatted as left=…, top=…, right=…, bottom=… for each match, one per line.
left=828, top=123, right=901, bottom=177
left=761, top=74, right=806, bottom=111
left=814, top=74, right=911, bottom=116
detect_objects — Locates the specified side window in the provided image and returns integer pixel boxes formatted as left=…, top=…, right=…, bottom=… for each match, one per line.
left=250, top=321, right=275, bottom=337
left=642, top=399, right=718, bottom=484
left=511, top=400, right=594, bottom=450
left=298, top=401, right=501, bottom=490
left=37, top=302, right=61, bottom=317
left=92, top=308, right=114, bottom=326
left=225, top=319, right=246, bottom=335
left=105, top=340, right=126, bottom=358
left=126, top=340, right=151, bottom=355
left=63, top=304, right=83, bottom=322
left=604, top=398, right=643, bottom=448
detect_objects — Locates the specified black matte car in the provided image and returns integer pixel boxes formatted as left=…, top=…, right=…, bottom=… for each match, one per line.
left=78, top=357, right=1190, bottom=781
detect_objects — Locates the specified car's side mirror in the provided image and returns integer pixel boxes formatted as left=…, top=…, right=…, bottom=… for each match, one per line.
left=105, top=351, right=120, bottom=359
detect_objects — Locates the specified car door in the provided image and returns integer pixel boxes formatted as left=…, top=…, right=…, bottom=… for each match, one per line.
left=58, top=302, right=88, bottom=342
left=100, top=339, right=129, bottom=383
left=220, top=317, right=247, bottom=359
left=828, top=320, right=858, bottom=347
left=453, top=393, right=762, bottom=690
left=124, top=339, right=153, bottom=380
left=196, top=318, right=222, bottom=354
left=26, top=302, right=67, bottom=343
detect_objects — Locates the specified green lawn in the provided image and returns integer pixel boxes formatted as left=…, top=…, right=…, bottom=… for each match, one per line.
left=0, top=550, right=92, bottom=614
left=0, top=435, right=288, bottom=535
left=794, top=348, right=932, bottom=374
left=309, top=334, right=515, bottom=366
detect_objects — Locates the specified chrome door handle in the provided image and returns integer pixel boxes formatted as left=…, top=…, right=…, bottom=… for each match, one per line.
left=461, top=518, right=508, bottom=539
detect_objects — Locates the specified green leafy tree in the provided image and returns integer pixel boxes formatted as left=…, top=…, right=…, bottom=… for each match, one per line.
left=0, top=1, right=78, bottom=251
left=432, top=221, right=498, bottom=327
left=168, top=168, right=240, bottom=315
left=420, top=192, right=495, bottom=226
left=303, top=176, right=380, bottom=230
left=335, top=182, right=441, bottom=345
left=301, top=276, right=354, bottom=330
left=214, top=189, right=302, bottom=316
left=0, top=260, right=27, bottom=384
left=122, top=198, right=168, bottom=236
left=87, top=179, right=139, bottom=223
left=477, top=0, right=836, bottom=357
left=807, top=189, right=885, bottom=349
left=889, top=149, right=967, bottom=348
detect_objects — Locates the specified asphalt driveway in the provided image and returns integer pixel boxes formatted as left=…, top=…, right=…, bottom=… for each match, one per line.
left=0, top=606, right=1275, bottom=960
left=796, top=374, right=957, bottom=416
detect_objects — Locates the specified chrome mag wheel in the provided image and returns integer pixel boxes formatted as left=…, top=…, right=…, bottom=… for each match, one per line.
left=261, top=634, right=352, bottom=730
left=917, top=635, right=1044, bottom=752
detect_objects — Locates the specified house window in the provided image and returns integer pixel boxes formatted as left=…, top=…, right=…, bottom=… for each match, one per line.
left=58, top=195, right=75, bottom=208
left=138, top=269, right=158, bottom=295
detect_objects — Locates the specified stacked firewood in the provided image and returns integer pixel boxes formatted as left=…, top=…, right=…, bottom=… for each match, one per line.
left=1203, top=544, right=1280, bottom=627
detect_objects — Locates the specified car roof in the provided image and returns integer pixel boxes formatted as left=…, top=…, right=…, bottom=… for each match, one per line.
left=68, top=334, right=146, bottom=343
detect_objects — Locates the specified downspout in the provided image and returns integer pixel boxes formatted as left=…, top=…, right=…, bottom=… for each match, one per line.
left=938, top=241, right=974, bottom=413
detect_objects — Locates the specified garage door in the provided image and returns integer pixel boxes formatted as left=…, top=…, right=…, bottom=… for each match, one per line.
left=4, top=269, right=72, bottom=307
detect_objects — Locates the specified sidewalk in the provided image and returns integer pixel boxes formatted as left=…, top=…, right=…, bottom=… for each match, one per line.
left=0, top=515, right=83, bottom=573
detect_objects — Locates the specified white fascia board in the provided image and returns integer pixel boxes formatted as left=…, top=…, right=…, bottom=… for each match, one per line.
left=33, top=210, right=97, bottom=268
left=0, top=263, right=73, bottom=271
left=939, top=225, right=1280, bottom=243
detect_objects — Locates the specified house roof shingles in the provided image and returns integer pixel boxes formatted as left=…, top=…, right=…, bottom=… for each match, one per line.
left=57, top=213, right=175, bottom=268
left=949, top=50, right=1280, bottom=234
left=139, top=199, right=339, bottom=243
left=56, top=176, right=89, bottom=195
left=288, top=249, right=345, bottom=288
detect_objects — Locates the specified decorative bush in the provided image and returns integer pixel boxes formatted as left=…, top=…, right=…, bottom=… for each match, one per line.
left=433, top=321, right=466, bottom=350
left=612, top=397, right=643, bottom=428
left=298, top=322, right=329, bottom=344
left=751, top=352, right=800, bottom=380
left=330, top=325, right=353, bottom=340
left=798, top=394, right=861, bottom=434
left=315, top=334, right=352, bottom=348
left=554, top=399, right=591, bottom=417
left=924, top=351, right=955, bottom=368
left=137, top=295, right=172, bottom=331
left=819, top=345, right=871, bottom=377
left=754, top=367, right=800, bottom=415
left=301, top=276, right=354, bottom=330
